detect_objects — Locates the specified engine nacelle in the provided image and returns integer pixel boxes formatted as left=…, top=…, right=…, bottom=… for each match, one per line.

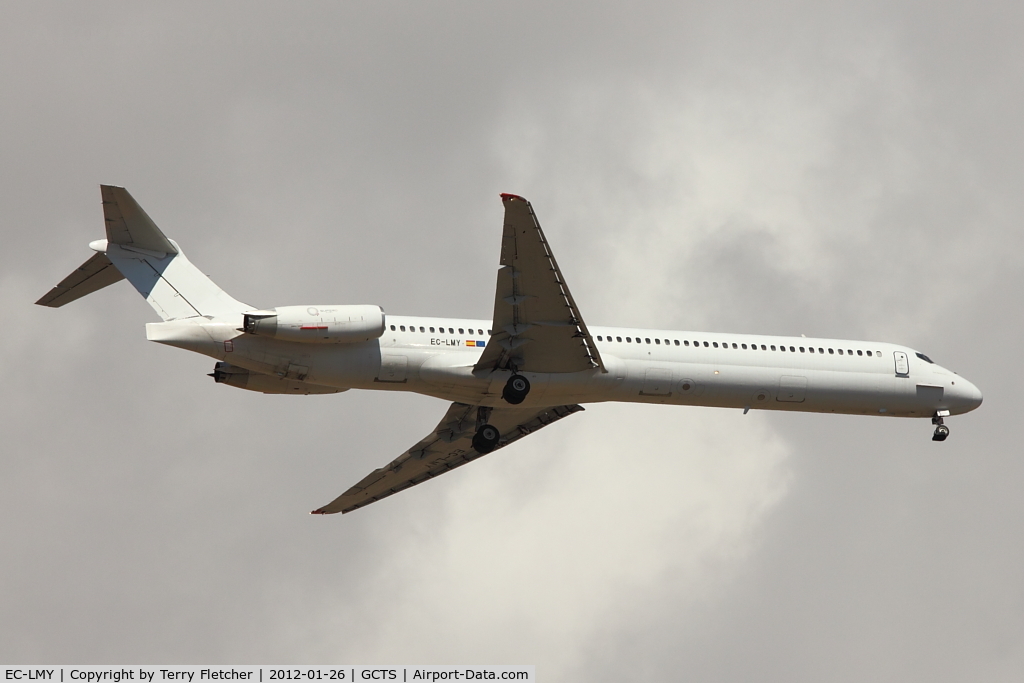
left=209, top=362, right=346, bottom=395
left=242, top=304, right=385, bottom=344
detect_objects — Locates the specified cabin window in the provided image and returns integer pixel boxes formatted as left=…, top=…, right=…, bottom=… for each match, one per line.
left=739, top=343, right=745, bottom=349
left=828, top=348, right=834, bottom=354
left=390, top=325, right=396, bottom=331
left=626, top=337, right=631, bottom=342
left=703, top=341, right=709, bottom=347
left=781, top=346, right=786, bottom=352
left=655, top=338, right=661, bottom=344
left=770, top=345, right=776, bottom=351
left=713, top=342, right=719, bottom=348
left=838, top=349, right=844, bottom=355
left=674, top=340, right=680, bottom=346
left=597, top=335, right=603, bottom=341
left=800, top=347, right=805, bottom=352
left=616, top=336, right=622, bottom=342
left=400, top=325, right=406, bottom=331
left=645, top=338, right=651, bottom=344
left=636, top=337, right=642, bottom=343
left=419, top=326, right=425, bottom=332
left=684, top=340, right=690, bottom=346
left=429, top=327, right=435, bottom=333
left=458, top=328, right=464, bottom=334
left=857, top=350, right=863, bottom=356
left=819, top=348, right=824, bottom=354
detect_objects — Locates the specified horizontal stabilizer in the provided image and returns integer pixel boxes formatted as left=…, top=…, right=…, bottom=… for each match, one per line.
left=101, top=184, right=177, bottom=255
left=35, top=252, right=125, bottom=307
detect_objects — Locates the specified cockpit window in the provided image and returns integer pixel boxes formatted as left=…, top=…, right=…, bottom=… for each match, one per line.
left=915, top=352, right=934, bottom=364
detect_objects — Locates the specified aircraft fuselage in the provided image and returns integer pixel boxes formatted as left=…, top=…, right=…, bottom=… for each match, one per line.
left=149, top=314, right=983, bottom=419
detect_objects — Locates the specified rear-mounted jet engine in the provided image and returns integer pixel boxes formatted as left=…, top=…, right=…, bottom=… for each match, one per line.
left=209, top=361, right=346, bottom=395
left=242, top=304, right=385, bottom=343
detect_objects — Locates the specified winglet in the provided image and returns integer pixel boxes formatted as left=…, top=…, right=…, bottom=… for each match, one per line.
left=500, top=193, right=526, bottom=202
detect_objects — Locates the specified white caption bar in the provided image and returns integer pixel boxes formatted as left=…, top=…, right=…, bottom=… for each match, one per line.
left=1, top=668, right=535, bottom=683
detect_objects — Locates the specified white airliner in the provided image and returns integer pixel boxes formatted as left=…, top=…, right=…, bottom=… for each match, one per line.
left=38, top=187, right=983, bottom=514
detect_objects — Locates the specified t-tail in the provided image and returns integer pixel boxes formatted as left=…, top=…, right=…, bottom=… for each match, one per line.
left=36, top=185, right=250, bottom=322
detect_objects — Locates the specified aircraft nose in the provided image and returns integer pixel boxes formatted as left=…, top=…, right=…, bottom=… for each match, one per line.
left=957, top=378, right=983, bottom=412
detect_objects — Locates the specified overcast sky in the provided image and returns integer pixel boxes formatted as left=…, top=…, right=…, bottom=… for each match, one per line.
left=2, top=1, right=1022, bottom=679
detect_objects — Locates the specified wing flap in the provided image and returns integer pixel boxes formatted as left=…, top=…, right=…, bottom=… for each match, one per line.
left=312, top=402, right=584, bottom=514
left=35, top=252, right=126, bottom=307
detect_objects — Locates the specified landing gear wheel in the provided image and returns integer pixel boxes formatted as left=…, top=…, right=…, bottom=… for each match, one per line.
left=502, top=374, right=531, bottom=405
left=472, top=424, right=501, bottom=453
left=931, top=412, right=950, bottom=442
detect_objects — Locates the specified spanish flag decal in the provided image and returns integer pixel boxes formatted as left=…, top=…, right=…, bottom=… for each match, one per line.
left=466, top=340, right=486, bottom=347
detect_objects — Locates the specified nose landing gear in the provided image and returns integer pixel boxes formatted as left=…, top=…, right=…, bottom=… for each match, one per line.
left=502, top=374, right=531, bottom=405
left=932, top=413, right=950, bottom=442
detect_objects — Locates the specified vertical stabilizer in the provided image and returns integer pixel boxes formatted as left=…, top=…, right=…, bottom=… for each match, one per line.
left=102, top=185, right=178, bottom=255
left=36, top=186, right=251, bottom=322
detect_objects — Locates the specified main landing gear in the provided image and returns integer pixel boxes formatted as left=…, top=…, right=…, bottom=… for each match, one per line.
left=932, top=412, right=950, bottom=442
left=502, top=374, right=531, bottom=405
left=473, top=423, right=501, bottom=453
left=471, top=405, right=501, bottom=454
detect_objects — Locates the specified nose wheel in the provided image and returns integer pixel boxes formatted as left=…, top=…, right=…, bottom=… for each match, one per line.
left=472, top=423, right=501, bottom=453
left=932, top=413, right=950, bottom=442
left=502, top=374, right=531, bottom=405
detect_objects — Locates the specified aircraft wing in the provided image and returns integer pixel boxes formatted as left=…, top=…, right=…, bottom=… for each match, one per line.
left=474, top=194, right=605, bottom=374
left=311, top=401, right=584, bottom=514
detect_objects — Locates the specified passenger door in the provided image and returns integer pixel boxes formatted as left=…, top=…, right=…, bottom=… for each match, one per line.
left=894, top=351, right=910, bottom=377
